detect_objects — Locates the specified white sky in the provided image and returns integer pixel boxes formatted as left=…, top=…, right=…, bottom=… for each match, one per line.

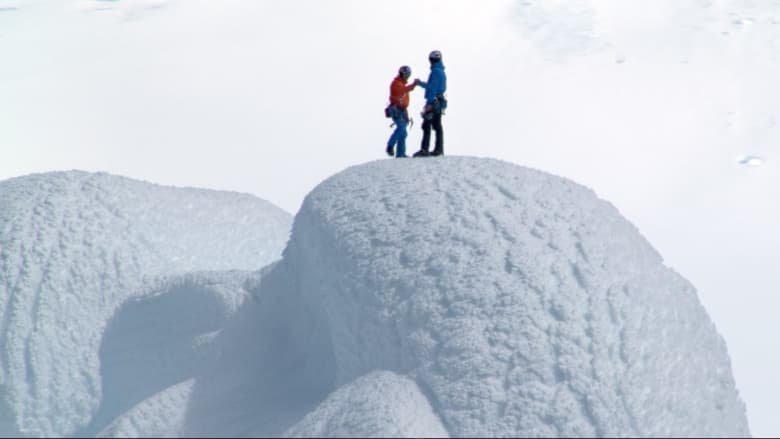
left=1, top=0, right=778, bottom=435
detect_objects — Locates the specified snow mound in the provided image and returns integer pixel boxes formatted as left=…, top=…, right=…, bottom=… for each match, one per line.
left=0, top=161, right=749, bottom=437
left=0, top=171, right=291, bottom=437
left=274, top=157, right=748, bottom=437
left=285, top=370, right=448, bottom=438
left=96, top=379, right=194, bottom=439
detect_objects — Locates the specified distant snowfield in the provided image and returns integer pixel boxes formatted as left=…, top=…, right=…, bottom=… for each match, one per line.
left=2, top=159, right=748, bottom=437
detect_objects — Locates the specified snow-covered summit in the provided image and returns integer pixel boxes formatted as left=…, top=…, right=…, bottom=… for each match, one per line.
left=0, top=171, right=292, bottom=436
left=264, top=156, right=748, bottom=437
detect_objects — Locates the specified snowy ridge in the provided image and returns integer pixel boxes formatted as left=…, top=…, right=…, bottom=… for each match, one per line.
left=0, top=171, right=291, bottom=437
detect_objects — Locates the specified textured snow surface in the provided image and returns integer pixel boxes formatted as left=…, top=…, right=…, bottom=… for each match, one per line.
left=96, top=379, right=194, bottom=439
left=0, top=171, right=291, bottom=437
left=93, top=270, right=260, bottom=438
left=269, top=157, right=748, bottom=437
left=285, top=370, right=448, bottom=438
left=0, top=160, right=750, bottom=437
left=76, top=270, right=257, bottom=437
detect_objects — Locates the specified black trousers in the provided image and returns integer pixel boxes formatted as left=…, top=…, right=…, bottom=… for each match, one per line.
left=421, top=112, right=443, bottom=154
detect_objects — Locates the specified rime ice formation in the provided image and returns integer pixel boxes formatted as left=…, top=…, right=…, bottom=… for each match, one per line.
left=284, top=370, right=448, bottom=438
left=96, top=380, right=195, bottom=439
left=270, top=157, right=749, bottom=437
left=80, top=271, right=258, bottom=437
left=0, top=171, right=291, bottom=437
left=0, top=160, right=750, bottom=437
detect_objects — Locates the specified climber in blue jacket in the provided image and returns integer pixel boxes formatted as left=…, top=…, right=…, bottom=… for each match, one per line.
left=413, top=50, right=447, bottom=157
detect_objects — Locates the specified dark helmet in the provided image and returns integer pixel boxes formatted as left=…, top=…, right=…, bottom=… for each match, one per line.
left=398, top=65, right=412, bottom=79
left=429, top=50, right=442, bottom=63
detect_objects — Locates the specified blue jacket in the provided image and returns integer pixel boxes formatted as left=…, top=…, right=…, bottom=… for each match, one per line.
left=419, top=62, right=446, bottom=104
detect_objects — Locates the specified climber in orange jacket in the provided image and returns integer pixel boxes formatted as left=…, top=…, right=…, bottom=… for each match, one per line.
left=386, top=65, right=419, bottom=158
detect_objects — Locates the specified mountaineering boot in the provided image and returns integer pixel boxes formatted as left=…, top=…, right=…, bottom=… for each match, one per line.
left=413, top=149, right=430, bottom=157
left=430, top=149, right=443, bottom=157
left=386, top=145, right=394, bottom=157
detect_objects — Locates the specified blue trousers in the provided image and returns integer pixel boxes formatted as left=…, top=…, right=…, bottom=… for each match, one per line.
left=387, top=116, right=408, bottom=157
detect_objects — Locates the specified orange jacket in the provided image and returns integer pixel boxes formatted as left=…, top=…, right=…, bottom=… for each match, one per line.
left=389, top=75, right=415, bottom=109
